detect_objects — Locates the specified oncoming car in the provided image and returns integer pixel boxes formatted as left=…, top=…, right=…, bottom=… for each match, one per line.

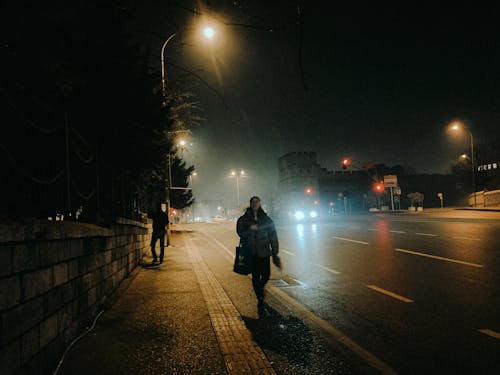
left=290, top=208, right=319, bottom=222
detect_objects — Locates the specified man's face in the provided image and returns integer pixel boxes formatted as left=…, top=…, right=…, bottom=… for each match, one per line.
left=250, top=198, right=261, bottom=211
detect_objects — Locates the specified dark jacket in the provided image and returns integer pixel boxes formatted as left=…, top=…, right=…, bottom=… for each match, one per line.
left=151, top=210, right=169, bottom=233
left=237, top=208, right=279, bottom=258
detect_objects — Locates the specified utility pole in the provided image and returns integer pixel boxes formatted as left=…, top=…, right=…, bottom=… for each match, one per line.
left=65, top=112, right=71, bottom=218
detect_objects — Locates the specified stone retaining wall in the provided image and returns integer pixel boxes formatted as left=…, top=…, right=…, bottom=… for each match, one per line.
left=0, top=218, right=151, bottom=374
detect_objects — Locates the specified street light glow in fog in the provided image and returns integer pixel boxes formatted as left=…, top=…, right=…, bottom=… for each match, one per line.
left=203, top=26, right=215, bottom=39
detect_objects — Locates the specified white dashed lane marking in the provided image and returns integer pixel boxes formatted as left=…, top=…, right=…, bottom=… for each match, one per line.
left=395, top=248, right=483, bottom=268
left=389, top=230, right=406, bottom=233
left=415, top=232, right=438, bottom=237
left=332, top=236, right=369, bottom=245
left=314, top=264, right=341, bottom=274
left=282, top=250, right=296, bottom=256
left=367, top=285, right=414, bottom=303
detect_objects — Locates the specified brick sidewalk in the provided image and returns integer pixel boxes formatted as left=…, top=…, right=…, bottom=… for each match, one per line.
left=57, top=232, right=275, bottom=374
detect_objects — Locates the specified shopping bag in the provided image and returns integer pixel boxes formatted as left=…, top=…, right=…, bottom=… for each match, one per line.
left=233, top=244, right=253, bottom=275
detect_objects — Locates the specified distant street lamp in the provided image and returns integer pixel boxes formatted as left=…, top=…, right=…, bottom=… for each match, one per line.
left=189, top=171, right=197, bottom=220
left=230, top=170, right=245, bottom=208
left=451, top=122, right=477, bottom=206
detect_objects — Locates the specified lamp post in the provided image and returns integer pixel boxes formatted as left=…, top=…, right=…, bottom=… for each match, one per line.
left=451, top=123, right=477, bottom=206
left=231, top=170, right=245, bottom=209
left=189, top=171, right=197, bottom=220
left=161, top=26, right=216, bottom=216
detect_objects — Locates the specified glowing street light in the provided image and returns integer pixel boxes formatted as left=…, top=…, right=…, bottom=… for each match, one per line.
left=203, top=26, right=215, bottom=40
left=450, top=121, right=477, bottom=206
left=230, top=170, right=245, bottom=208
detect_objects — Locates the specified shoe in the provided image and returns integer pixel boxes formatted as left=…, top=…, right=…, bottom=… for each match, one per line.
left=152, top=259, right=158, bottom=264
left=257, top=301, right=269, bottom=318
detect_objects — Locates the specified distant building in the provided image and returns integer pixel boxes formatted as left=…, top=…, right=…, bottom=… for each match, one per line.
left=275, top=152, right=374, bottom=217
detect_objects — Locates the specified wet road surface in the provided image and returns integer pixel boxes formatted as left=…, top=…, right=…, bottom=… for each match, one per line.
left=192, top=213, right=500, bottom=374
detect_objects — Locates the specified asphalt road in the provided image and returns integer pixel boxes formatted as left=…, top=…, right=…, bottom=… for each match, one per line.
left=189, top=212, right=500, bottom=374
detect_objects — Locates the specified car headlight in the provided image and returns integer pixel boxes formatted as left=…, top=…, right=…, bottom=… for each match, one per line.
left=294, top=210, right=305, bottom=220
left=310, top=210, right=318, bottom=218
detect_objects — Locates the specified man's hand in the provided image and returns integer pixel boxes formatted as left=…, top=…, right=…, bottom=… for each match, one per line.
left=250, top=224, right=258, bottom=230
left=272, top=255, right=281, bottom=269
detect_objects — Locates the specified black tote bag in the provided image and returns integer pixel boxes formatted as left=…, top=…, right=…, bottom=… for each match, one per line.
left=233, top=243, right=253, bottom=275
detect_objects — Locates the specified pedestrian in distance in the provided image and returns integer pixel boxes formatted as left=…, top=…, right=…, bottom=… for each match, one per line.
left=149, top=202, right=169, bottom=264
left=237, top=196, right=281, bottom=316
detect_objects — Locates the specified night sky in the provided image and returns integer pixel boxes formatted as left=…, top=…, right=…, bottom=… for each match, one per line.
left=138, top=2, right=500, bottom=205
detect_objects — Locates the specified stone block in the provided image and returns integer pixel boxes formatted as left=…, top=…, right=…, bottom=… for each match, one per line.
left=1, top=296, right=43, bottom=345
left=38, top=241, right=59, bottom=267
left=22, top=268, right=52, bottom=300
left=0, top=339, right=20, bottom=374
left=83, top=237, right=100, bottom=254
left=87, top=287, right=97, bottom=307
left=21, top=326, right=39, bottom=363
left=57, top=244, right=71, bottom=262
left=105, top=236, right=116, bottom=250
left=57, top=306, right=72, bottom=333
left=70, top=239, right=84, bottom=258
left=61, top=282, right=74, bottom=304
left=39, top=314, right=58, bottom=348
left=67, top=259, right=79, bottom=281
left=45, top=287, right=64, bottom=315
left=0, top=245, right=13, bottom=277
left=53, top=263, right=68, bottom=287
left=104, top=250, right=112, bottom=264
left=0, top=275, right=21, bottom=311
left=78, top=254, right=96, bottom=275
left=80, top=273, right=93, bottom=292
left=13, top=243, right=39, bottom=273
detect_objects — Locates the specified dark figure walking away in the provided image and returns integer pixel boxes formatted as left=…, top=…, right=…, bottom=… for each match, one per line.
left=149, top=203, right=169, bottom=264
left=237, top=196, right=280, bottom=315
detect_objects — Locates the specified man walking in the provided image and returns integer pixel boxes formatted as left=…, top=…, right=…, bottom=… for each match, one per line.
left=237, top=196, right=280, bottom=315
left=150, top=203, right=169, bottom=264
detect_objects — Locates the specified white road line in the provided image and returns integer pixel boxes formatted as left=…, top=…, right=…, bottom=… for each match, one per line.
left=390, top=230, right=406, bottom=233
left=204, top=233, right=234, bottom=257
left=368, top=228, right=377, bottom=231
left=331, top=236, right=369, bottom=245
left=395, top=248, right=483, bottom=268
left=366, top=285, right=414, bottom=303
left=415, top=232, right=438, bottom=237
left=314, top=264, right=341, bottom=274
left=454, top=236, right=481, bottom=241
left=478, top=329, right=500, bottom=340
left=282, top=250, right=296, bottom=256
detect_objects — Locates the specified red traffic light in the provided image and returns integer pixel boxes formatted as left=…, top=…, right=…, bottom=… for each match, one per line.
left=305, top=187, right=313, bottom=195
left=342, top=158, right=350, bottom=170
left=373, top=182, right=385, bottom=193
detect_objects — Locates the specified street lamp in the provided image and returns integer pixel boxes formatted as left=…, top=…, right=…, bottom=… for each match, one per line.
left=160, top=25, right=216, bottom=105
left=189, top=171, right=197, bottom=221
left=230, top=170, right=245, bottom=209
left=451, top=122, right=477, bottom=206
left=203, top=26, right=216, bottom=40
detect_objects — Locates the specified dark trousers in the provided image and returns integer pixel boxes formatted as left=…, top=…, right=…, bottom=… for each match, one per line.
left=150, top=231, right=165, bottom=261
left=252, top=256, right=270, bottom=302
